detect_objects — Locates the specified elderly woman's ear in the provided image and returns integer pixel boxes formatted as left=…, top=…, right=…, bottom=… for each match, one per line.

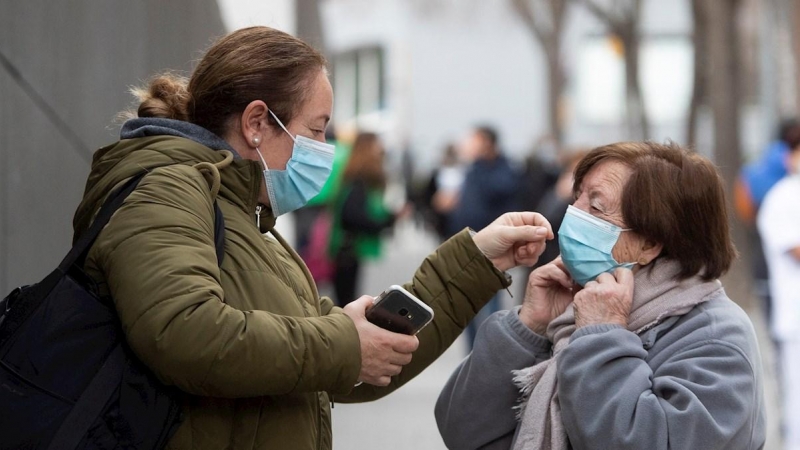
left=636, top=238, right=663, bottom=266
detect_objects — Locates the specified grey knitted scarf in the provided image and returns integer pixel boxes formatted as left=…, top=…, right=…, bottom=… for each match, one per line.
left=511, top=259, right=722, bottom=450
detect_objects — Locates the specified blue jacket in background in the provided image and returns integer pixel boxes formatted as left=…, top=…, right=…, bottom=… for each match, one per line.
left=448, top=155, right=520, bottom=236
left=743, top=140, right=789, bottom=207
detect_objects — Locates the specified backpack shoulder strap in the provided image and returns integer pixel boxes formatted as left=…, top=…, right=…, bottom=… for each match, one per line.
left=45, top=344, right=126, bottom=450
left=1, top=163, right=227, bottom=347
left=64, top=171, right=225, bottom=271
left=61, top=173, right=146, bottom=273
left=213, top=201, right=225, bottom=266
left=74, top=154, right=232, bottom=271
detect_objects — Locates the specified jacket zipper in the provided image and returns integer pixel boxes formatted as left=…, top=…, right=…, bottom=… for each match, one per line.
left=316, top=394, right=323, bottom=450
left=255, top=205, right=262, bottom=229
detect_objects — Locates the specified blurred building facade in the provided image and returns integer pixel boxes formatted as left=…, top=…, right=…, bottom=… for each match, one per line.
left=321, top=0, right=775, bottom=171
left=322, top=0, right=698, bottom=167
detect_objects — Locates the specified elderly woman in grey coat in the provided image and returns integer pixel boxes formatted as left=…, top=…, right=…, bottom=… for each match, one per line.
left=435, top=142, right=766, bottom=450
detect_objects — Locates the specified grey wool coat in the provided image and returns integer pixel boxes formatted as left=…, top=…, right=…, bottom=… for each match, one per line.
left=435, top=291, right=766, bottom=450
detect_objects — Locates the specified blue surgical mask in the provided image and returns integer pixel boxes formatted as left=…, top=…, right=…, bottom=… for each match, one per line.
left=558, top=204, right=635, bottom=286
left=255, top=110, right=335, bottom=216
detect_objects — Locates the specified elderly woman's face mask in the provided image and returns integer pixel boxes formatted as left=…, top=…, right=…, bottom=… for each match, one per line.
left=558, top=205, right=635, bottom=286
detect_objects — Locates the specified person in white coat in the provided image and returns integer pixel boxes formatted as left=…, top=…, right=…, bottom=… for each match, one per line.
left=758, top=138, right=800, bottom=450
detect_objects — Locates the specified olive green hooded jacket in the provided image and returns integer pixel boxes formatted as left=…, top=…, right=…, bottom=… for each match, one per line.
left=72, top=129, right=509, bottom=450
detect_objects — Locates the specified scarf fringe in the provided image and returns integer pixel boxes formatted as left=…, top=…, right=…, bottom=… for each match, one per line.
left=512, top=366, right=538, bottom=420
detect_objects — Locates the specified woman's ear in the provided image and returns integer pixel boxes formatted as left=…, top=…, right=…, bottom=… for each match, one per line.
left=637, top=238, right=664, bottom=266
left=240, top=100, right=269, bottom=147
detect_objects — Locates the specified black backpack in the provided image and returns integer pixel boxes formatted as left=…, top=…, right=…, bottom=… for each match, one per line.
left=0, top=172, right=226, bottom=450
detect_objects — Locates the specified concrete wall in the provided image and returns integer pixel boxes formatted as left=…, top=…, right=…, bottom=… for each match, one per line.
left=0, top=1, right=226, bottom=294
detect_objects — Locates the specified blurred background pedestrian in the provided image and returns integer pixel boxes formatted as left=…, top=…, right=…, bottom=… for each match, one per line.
left=757, top=139, right=800, bottom=450
left=447, top=125, right=521, bottom=349
left=734, top=119, right=800, bottom=327
left=420, top=143, right=465, bottom=243
left=330, top=131, right=412, bottom=306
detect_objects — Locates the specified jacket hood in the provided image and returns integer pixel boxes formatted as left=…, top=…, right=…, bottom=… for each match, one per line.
left=73, top=119, right=267, bottom=241
left=120, top=118, right=241, bottom=158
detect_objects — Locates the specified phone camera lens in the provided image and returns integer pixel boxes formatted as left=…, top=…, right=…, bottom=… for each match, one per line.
left=398, top=308, right=409, bottom=317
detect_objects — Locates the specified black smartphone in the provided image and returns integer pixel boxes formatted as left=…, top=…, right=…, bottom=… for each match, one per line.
left=366, top=285, right=434, bottom=335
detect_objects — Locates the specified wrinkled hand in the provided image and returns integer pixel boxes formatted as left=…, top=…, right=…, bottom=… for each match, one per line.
left=519, top=257, right=574, bottom=335
left=472, top=212, right=554, bottom=272
left=343, top=296, right=420, bottom=386
left=573, top=268, right=634, bottom=328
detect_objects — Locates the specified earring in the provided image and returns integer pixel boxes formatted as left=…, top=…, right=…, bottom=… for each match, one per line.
left=252, top=136, right=260, bottom=146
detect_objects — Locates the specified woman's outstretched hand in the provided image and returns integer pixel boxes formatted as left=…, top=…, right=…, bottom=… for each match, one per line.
left=472, top=212, right=554, bottom=272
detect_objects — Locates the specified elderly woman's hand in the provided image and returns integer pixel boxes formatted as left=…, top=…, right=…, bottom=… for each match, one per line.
left=519, top=257, right=574, bottom=335
left=472, top=212, right=553, bottom=272
left=574, top=267, right=634, bottom=328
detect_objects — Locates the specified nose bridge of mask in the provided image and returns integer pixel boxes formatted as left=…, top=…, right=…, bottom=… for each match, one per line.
left=268, top=109, right=296, bottom=143
left=559, top=205, right=627, bottom=254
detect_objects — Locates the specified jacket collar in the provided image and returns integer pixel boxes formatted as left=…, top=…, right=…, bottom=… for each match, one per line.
left=74, top=134, right=264, bottom=240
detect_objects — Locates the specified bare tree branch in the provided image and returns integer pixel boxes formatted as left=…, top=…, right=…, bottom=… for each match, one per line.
left=579, top=0, right=623, bottom=32
left=687, top=0, right=707, bottom=148
left=511, top=0, right=569, bottom=144
left=554, top=0, right=568, bottom=27
left=512, top=0, right=548, bottom=44
left=575, top=0, right=649, bottom=139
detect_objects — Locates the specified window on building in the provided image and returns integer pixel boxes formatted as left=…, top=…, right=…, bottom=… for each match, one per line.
left=333, top=46, right=385, bottom=123
left=575, top=35, right=692, bottom=125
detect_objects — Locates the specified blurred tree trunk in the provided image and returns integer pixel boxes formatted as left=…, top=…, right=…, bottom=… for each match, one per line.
left=705, top=0, right=743, bottom=192
left=296, top=0, right=336, bottom=122
left=512, top=0, right=568, bottom=147
left=580, top=0, right=649, bottom=140
left=295, top=0, right=325, bottom=52
left=687, top=0, right=707, bottom=149
left=792, top=0, right=800, bottom=113
left=704, top=0, right=752, bottom=299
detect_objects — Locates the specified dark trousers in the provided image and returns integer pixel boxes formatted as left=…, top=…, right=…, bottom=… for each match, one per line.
left=333, top=247, right=360, bottom=307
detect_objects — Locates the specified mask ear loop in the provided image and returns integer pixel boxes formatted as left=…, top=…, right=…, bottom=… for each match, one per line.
left=254, top=146, right=269, bottom=170
left=268, top=109, right=296, bottom=143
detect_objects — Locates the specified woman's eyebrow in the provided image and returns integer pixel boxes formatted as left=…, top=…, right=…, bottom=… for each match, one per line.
left=588, top=189, right=606, bottom=203
left=588, top=189, right=613, bottom=212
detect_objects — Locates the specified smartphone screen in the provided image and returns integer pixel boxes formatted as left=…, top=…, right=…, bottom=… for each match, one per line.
left=365, top=286, right=434, bottom=335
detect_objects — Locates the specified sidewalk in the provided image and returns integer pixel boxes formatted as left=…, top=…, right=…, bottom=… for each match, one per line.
left=331, top=220, right=456, bottom=450
left=331, top=221, right=784, bottom=450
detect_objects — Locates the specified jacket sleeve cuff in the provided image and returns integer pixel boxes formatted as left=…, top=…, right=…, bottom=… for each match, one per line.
left=318, top=313, right=363, bottom=395
left=505, top=306, right=553, bottom=353
left=410, top=229, right=510, bottom=325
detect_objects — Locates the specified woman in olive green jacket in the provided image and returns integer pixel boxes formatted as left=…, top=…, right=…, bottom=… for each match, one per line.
left=74, top=26, right=553, bottom=450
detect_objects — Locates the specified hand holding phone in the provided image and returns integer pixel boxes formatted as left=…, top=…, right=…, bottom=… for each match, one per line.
left=342, top=294, right=422, bottom=387
left=365, top=285, right=434, bottom=335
